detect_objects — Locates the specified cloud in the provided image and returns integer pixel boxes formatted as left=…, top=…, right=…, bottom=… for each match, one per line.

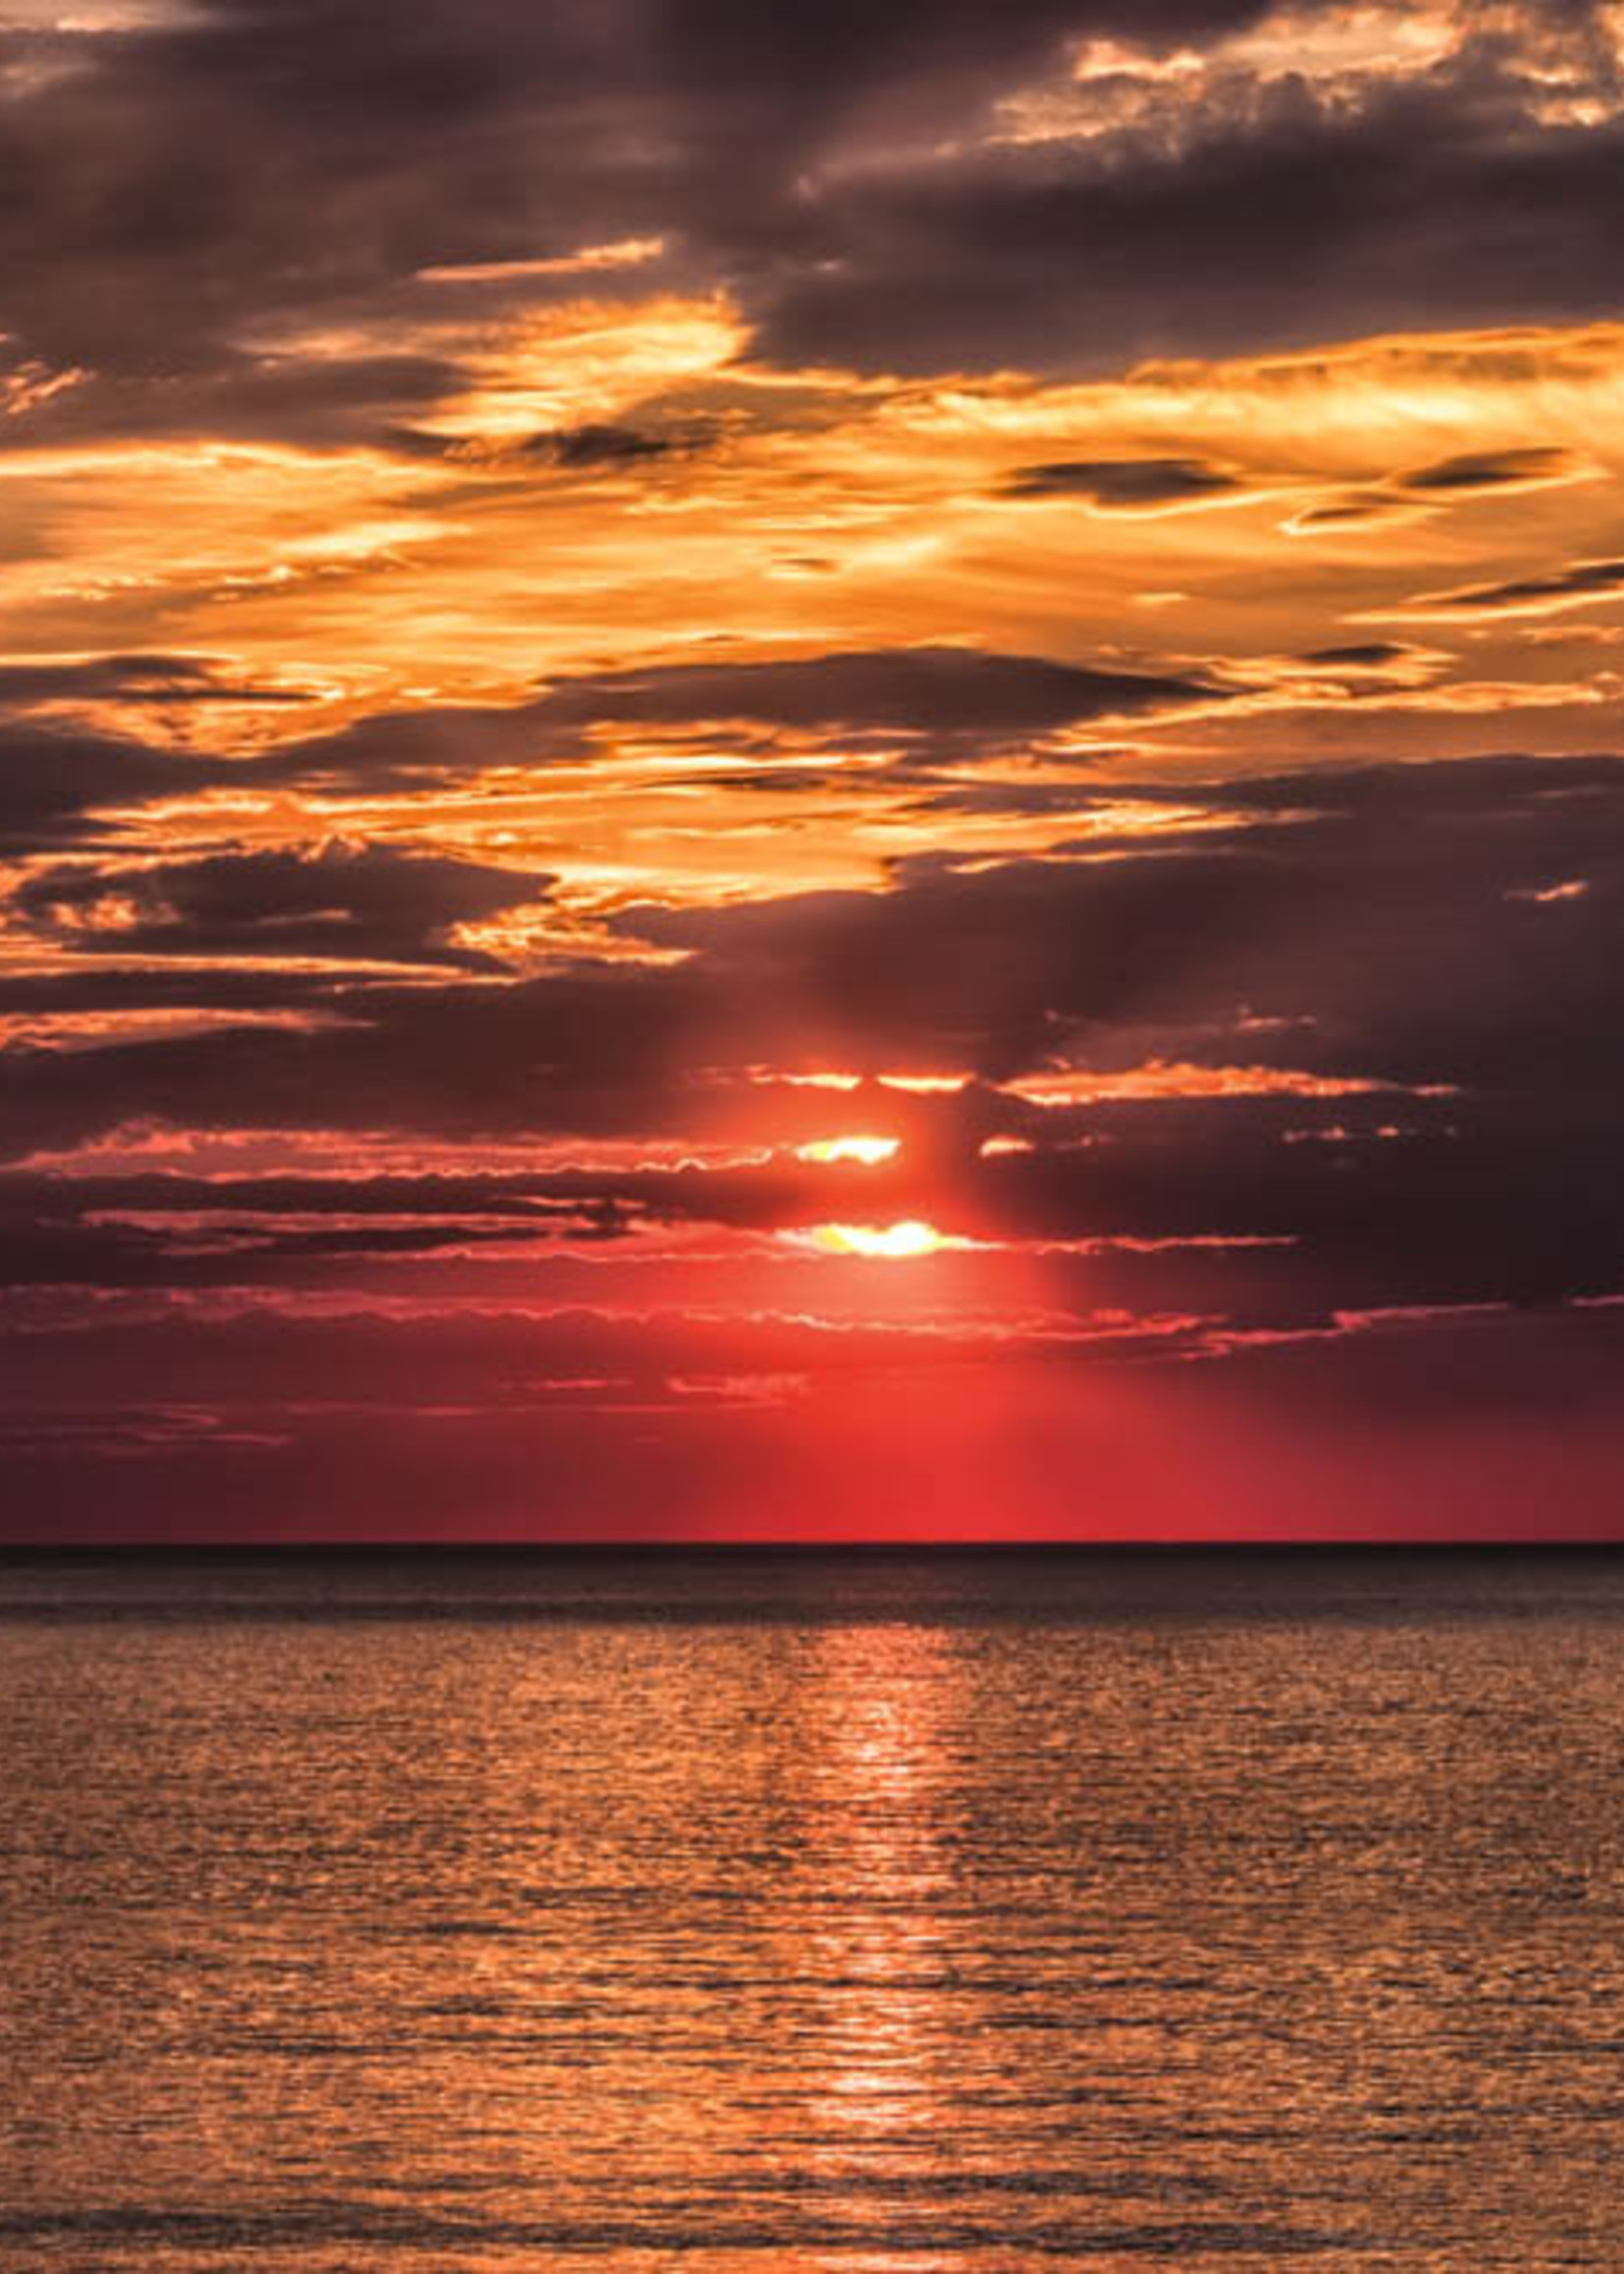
left=523, top=645, right=1217, bottom=742
left=1297, top=643, right=1428, bottom=670
left=607, top=753, right=1624, bottom=1099
left=3, top=748, right=1620, bottom=1119
left=242, top=644, right=1223, bottom=788
left=1283, top=495, right=1426, bottom=533
left=999, top=457, right=1250, bottom=509
left=3, top=745, right=1624, bottom=1544
left=1391, top=445, right=1595, bottom=496
left=0, top=653, right=309, bottom=710
left=1364, top=556, right=1624, bottom=624
left=0, top=0, right=1281, bottom=449
left=9, top=843, right=555, bottom=968
left=390, top=418, right=710, bottom=471
left=1288, top=444, right=1605, bottom=536
left=519, top=423, right=686, bottom=468
left=1, top=755, right=1620, bottom=1327
left=6, top=0, right=1622, bottom=455
left=746, top=39, right=1624, bottom=376
left=0, top=718, right=215, bottom=852
left=7, top=0, right=1624, bottom=1532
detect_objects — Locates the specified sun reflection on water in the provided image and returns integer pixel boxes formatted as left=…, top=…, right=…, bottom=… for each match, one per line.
left=787, top=1622, right=966, bottom=2243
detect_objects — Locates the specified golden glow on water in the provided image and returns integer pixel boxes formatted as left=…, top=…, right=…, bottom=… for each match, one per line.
left=794, top=1623, right=958, bottom=2209
left=3, top=1557, right=1624, bottom=2265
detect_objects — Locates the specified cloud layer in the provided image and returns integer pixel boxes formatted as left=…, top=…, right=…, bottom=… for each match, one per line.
left=5, top=0, right=1624, bottom=1533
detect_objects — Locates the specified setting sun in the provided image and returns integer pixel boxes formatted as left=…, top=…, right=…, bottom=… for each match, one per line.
left=794, top=1137, right=902, bottom=1166
left=798, top=1220, right=955, bottom=1259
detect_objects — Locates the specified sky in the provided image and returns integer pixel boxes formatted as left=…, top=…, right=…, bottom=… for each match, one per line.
left=3, top=0, right=1624, bottom=1539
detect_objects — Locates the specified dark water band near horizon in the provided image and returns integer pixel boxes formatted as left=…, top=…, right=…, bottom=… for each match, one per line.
left=3, top=1548, right=1622, bottom=2266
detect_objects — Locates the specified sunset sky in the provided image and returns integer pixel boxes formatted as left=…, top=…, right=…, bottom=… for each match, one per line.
left=4, top=0, right=1624, bottom=1538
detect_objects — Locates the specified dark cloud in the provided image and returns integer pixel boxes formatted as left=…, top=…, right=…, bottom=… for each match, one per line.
left=0, top=965, right=355, bottom=1017
left=1298, top=643, right=1425, bottom=670
left=389, top=421, right=710, bottom=471
left=0, top=0, right=1283, bottom=444
left=0, top=956, right=714, bottom=1164
left=1393, top=446, right=1591, bottom=495
left=4, top=750, right=1622, bottom=1131
left=1137, top=751, right=1624, bottom=817
left=747, top=53, right=1624, bottom=375
left=0, top=719, right=215, bottom=852
left=609, top=754, right=1624, bottom=1100
left=2, top=756, right=1622, bottom=1318
left=1377, top=556, right=1624, bottom=622
left=1000, top=457, right=1247, bottom=507
left=0, top=654, right=308, bottom=709
left=525, top=646, right=1216, bottom=740
left=10, top=843, right=555, bottom=968
left=240, top=645, right=1221, bottom=788
left=1284, top=449, right=1597, bottom=542
left=640, top=0, right=1277, bottom=112
left=521, top=423, right=692, bottom=468
left=9, top=0, right=1619, bottom=435
left=0, top=658, right=334, bottom=853
left=6, top=349, right=465, bottom=453
left=1286, top=496, right=1418, bottom=531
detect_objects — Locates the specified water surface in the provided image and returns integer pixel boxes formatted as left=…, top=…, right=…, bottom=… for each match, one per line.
left=3, top=1549, right=1622, bottom=2266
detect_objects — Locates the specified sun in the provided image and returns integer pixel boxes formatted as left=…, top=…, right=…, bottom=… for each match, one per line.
left=794, top=1136, right=901, bottom=1165
left=800, top=1220, right=952, bottom=1258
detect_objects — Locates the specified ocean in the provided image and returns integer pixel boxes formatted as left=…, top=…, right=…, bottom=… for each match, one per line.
left=2, top=1549, right=1621, bottom=2266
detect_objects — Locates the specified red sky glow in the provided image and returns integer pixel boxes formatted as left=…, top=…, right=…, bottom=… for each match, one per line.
left=3, top=0, right=1624, bottom=1537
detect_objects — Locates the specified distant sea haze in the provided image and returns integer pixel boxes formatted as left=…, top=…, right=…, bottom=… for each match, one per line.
left=2, top=1548, right=1620, bottom=2264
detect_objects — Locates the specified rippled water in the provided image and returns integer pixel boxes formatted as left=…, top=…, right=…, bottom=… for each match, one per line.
left=3, top=1550, right=1623, bottom=2267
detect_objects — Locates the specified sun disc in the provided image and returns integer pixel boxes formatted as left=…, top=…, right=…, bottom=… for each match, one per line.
left=794, top=1136, right=901, bottom=1166
left=803, top=1219, right=949, bottom=1258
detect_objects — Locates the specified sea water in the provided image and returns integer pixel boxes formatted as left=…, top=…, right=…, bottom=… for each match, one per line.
left=2, top=1549, right=1621, bottom=2267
